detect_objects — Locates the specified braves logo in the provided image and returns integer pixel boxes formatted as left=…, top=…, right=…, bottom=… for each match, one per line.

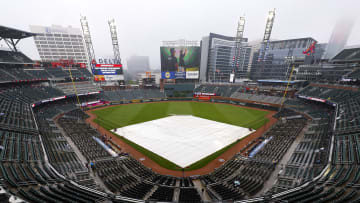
left=303, top=42, right=317, bottom=56
left=165, top=72, right=171, bottom=79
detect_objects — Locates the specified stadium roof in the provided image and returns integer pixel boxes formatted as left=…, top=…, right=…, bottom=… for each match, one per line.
left=269, top=37, right=317, bottom=43
left=257, top=79, right=305, bottom=84
left=0, top=25, right=36, bottom=39
left=332, top=47, right=360, bottom=62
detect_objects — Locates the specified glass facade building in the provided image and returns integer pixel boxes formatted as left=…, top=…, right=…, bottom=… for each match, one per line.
left=250, top=38, right=326, bottom=80
left=200, top=33, right=251, bottom=83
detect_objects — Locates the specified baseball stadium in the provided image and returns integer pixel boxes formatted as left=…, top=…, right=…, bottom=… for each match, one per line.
left=0, top=1, right=359, bottom=202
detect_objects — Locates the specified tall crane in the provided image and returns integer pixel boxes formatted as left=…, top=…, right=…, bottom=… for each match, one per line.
left=80, top=16, right=96, bottom=70
left=233, top=16, right=246, bottom=71
left=108, top=19, right=121, bottom=64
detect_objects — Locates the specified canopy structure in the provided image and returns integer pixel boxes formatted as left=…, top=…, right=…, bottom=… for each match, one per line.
left=0, top=25, right=36, bottom=52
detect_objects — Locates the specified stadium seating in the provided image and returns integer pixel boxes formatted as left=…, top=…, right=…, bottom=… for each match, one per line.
left=231, top=92, right=283, bottom=104
left=332, top=47, right=360, bottom=62
left=0, top=86, right=64, bottom=104
left=43, top=67, right=93, bottom=79
left=148, top=186, right=174, bottom=201
left=194, top=84, right=286, bottom=104
left=0, top=63, right=93, bottom=83
left=24, top=68, right=53, bottom=79
left=55, top=81, right=102, bottom=95
left=0, top=79, right=360, bottom=202
left=57, top=118, right=111, bottom=162
left=0, top=50, right=33, bottom=64
left=194, top=84, right=241, bottom=97
left=271, top=110, right=332, bottom=193
left=100, top=89, right=166, bottom=101
left=178, top=188, right=202, bottom=203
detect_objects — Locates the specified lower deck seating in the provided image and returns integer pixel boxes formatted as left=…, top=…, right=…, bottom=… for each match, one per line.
left=178, top=188, right=201, bottom=203
left=149, top=186, right=174, bottom=202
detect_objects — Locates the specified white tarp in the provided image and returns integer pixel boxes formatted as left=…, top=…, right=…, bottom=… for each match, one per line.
left=111, top=115, right=254, bottom=168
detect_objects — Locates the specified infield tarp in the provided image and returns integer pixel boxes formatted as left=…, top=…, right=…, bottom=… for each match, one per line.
left=111, top=115, right=254, bottom=168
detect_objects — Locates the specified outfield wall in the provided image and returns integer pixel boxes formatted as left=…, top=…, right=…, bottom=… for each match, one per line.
left=85, top=96, right=280, bottom=112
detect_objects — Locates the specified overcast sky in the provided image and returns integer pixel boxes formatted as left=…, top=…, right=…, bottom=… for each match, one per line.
left=1, top=0, right=359, bottom=69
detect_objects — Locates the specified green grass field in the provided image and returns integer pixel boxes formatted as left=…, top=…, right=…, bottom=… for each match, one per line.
left=92, top=101, right=269, bottom=171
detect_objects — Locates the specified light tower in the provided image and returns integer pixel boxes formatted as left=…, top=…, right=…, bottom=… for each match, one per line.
left=80, top=15, right=96, bottom=70
left=258, top=8, right=275, bottom=62
left=256, top=9, right=275, bottom=79
left=233, top=16, right=246, bottom=71
left=108, top=19, right=121, bottom=64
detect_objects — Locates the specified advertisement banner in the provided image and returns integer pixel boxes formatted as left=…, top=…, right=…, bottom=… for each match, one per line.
left=104, top=75, right=124, bottom=81
left=174, top=72, right=186, bottom=79
left=92, top=64, right=123, bottom=75
left=186, top=71, right=199, bottom=79
left=94, top=75, right=105, bottom=81
left=161, top=71, right=175, bottom=79
left=194, top=92, right=216, bottom=96
left=198, top=95, right=211, bottom=100
left=52, top=96, right=66, bottom=101
left=160, top=46, right=200, bottom=79
left=186, top=67, right=199, bottom=72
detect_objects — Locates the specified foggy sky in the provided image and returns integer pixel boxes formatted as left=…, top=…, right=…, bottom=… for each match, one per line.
left=1, top=0, right=359, bottom=70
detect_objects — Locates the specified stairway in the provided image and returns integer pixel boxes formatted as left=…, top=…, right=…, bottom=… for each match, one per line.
left=144, top=185, right=158, bottom=200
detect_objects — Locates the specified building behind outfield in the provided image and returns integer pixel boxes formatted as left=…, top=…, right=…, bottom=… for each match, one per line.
left=126, top=55, right=151, bottom=76
left=29, top=25, right=88, bottom=63
left=200, top=33, right=251, bottom=83
left=250, top=38, right=327, bottom=80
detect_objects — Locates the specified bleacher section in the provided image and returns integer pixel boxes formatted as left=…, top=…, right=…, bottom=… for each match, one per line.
left=297, top=84, right=360, bottom=134
left=1, top=79, right=360, bottom=202
left=332, top=47, right=360, bottom=62
left=0, top=95, right=37, bottom=134
left=0, top=50, right=33, bottom=64
left=249, top=84, right=360, bottom=202
left=231, top=92, right=283, bottom=104
left=199, top=117, right=306, bottom=201
left=55, top=81, right=102, bottom=95
left=58, top=117, right=112, bottom=162
left=0, top=64, right=93, bottom=83
left=44, top=67, right=93, bottom=79
left=194, top=84, right=286, bottom=105
left=194, top=84, right=241, bottom=98
left=347, top=68, right=360, bottom=79
left=101, top=89, right=166, bottom=101
left=1, top=86, right=64, bottom=104
left=270, top=109, right=332, bottom=193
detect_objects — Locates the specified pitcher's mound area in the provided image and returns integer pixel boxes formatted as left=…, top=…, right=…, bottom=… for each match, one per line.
left=111, top=115, right=254, bottom=168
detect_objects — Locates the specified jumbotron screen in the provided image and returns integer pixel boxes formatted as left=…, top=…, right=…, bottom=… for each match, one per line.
left=160, top=46, right=200, bottom=79
left=92, top=63, right=124, bottom=81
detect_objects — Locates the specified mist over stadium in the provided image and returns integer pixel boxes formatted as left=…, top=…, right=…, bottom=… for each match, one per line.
left=0, top=0, right=359, bottom=202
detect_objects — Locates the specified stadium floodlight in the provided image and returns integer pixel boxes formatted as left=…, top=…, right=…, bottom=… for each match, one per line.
left=80, top=15, right=96, bottom=70
left=108, top=19, right=121, bottom=64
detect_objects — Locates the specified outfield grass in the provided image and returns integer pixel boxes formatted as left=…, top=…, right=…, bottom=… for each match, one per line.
left=92, top=101, right=269, bottom=171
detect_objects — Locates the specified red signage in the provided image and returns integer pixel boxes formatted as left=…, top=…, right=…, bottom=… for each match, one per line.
left=198, top=95, right=211, bottom=100
left=95, top=64, right=122, bottom=68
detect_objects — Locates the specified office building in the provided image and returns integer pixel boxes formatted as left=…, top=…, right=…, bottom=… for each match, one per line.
left=200, top=33, right=250, bottom=83
left=29, top=25, right=87, bottom=63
